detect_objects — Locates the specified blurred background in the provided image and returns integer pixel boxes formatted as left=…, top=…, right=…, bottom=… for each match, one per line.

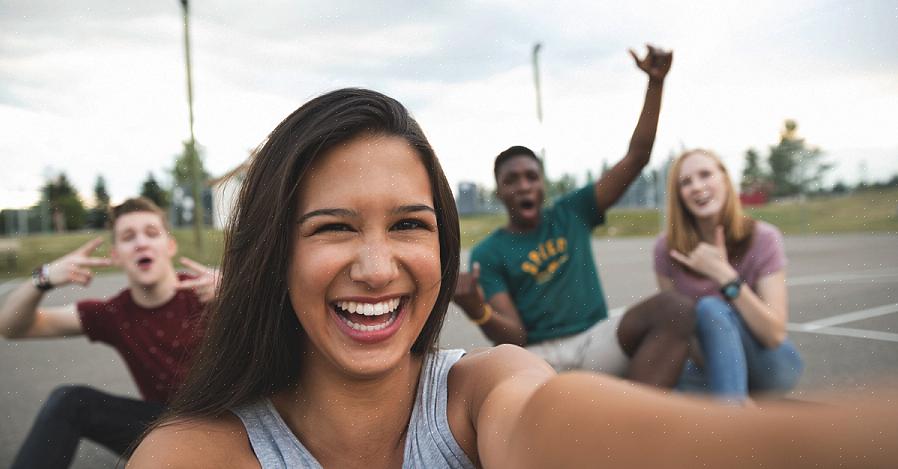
left=1, top=0, right=897, bottom=467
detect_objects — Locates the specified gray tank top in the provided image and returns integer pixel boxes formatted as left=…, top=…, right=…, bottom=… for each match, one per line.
left=231, top=349, right=476, bottom=469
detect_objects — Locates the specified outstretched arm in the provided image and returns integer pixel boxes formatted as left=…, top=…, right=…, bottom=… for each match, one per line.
left=0, top=237, right=111, bottom=339
left=501, top=371, right=898, bottom=468
left=595, top=45, right=672, bottom=213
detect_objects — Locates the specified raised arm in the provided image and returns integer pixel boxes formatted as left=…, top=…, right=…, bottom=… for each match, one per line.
left=0, top=237, right=110, bottom=339
left=594, top=45, right=672, bottom=213
left=453, top=263, right=527, bottom=346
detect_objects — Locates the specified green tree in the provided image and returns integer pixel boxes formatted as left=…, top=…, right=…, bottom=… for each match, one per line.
left=87, top=175, right=111, bottom=229
left=141, top=172, right=169, bottom=208
left=740, top=148, right=767, bottom=191
left=172, top=141, right=210, bottom=187
left=546, top=173, right=578, bottom=202
left=39, top=173, right=87, bottom=231
left=767, top=120, right=830, bottom=197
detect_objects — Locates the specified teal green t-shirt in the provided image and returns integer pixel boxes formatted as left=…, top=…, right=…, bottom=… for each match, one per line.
left=471, top=185, right=608, bottom=344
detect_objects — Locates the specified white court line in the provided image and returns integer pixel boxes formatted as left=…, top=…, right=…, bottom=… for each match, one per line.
left=0, top=279, right=19, bottom=296
left=786, top=324, right=898, bottom=343
left=798, top=303, right=898, bottom=330
left=788, top=269, right=898, bottom=287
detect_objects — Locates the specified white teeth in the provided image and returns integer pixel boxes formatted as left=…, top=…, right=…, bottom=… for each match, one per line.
left=342, top=312, right=397, bottom=332
left=335, top=298, right=401, bottom=316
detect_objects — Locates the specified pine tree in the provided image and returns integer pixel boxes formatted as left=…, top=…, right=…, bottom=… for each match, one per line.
left=140, top=172, right=169, bottom=208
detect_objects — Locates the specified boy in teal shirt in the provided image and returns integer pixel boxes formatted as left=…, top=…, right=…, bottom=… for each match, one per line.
left=454, top=45, right=695, bottom=387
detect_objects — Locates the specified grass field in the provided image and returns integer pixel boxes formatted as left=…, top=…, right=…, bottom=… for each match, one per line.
left=2, top=188, right=896, bottom=279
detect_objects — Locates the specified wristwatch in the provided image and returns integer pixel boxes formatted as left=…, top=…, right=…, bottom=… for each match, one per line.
left=720, top=277, right=743, bottom=301
left=31, top=264, right=54, bottom=292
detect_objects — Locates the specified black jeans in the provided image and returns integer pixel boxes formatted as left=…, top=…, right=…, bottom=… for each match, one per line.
left=12, top=385, right=164, bottom=469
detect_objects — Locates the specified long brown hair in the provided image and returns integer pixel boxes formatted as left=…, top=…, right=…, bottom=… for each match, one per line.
left=666, top=149, right=754, bottom=261
left=164, top=88, right=460, bottom=420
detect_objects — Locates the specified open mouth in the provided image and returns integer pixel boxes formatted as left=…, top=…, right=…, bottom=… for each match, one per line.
left=136, top=256, right=153, bottom=269
left=518, top=199, right=537, bottom=212
left=332, top=297, right=405, bottom=332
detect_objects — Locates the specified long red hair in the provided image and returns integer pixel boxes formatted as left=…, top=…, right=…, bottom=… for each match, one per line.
left=665, top=149, right=754, bottom=262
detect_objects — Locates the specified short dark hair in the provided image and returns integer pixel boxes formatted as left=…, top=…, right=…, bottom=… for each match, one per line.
left=164, top=88, right=460, bottom=420
left=109, top=197, right=169, bottom=234
left=494, top=145, right=543, bottom=181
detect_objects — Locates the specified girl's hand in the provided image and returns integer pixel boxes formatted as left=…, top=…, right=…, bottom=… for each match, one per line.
left=669, top=226, right=738, bottom=286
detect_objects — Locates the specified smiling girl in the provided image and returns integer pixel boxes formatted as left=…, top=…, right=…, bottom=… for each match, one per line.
left=655, top=149, right=803, bottom=401
left=130, top=90, right=896, bottom=469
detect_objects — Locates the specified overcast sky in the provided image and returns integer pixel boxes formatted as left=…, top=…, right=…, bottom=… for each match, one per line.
left=2, top=0, right=896, bottom=208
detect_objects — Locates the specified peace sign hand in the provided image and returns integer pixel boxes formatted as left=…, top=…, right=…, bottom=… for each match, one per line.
left=629, top=44, right=673, bottom=82
left=669, top=226, right=738, bottom=286
left=175, top=257, right=221, bottom=304
left=46, top=237, right=112, bottom=287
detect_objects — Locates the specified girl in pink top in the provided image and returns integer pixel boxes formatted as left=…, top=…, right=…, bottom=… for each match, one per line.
left=654, top=149, right=802, bottom=401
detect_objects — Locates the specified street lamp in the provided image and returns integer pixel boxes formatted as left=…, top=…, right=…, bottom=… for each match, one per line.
left=532, top=43, right=546, bottom=168
left=179, top=0, right=204, bottom=254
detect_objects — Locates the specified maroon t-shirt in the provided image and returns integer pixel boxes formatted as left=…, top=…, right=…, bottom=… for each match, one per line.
left=654, top=221, right=787, bottom=300
left=77, top=274, right=205, bottom=404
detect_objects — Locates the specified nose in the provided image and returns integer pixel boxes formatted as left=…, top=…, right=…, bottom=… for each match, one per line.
left=134, top=233, right=150, bottom=248
left=349, top=236, right=399, bottom=290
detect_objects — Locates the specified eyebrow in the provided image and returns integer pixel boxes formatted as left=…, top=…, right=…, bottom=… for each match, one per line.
left=297, top=204, right=435, bottom=224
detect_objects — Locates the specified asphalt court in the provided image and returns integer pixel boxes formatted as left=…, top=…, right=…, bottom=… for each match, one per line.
left=1, top=233, right=896, bottom=467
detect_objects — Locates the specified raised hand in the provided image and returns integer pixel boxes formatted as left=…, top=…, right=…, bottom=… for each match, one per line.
left=669, top=226, right=738, bottom=286
left=175, top=257, right=221, bottom=304
left=453, top=262, right=487, bottom=320
left=46, top=237, right=112, bottom=287
left=629, top=44, right=673, bottom=82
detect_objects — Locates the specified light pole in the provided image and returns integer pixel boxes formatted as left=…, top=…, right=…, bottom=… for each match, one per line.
left=531, top=43, right=546, bottom=167
left=179, top=0, right=203, bottom=253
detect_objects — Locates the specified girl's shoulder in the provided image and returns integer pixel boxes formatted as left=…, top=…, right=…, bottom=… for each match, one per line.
left=753, top=220, right=784, bottom=238
left=128, top=413, right=259, bottom=469
left=750, top=220, right=785, bottom=248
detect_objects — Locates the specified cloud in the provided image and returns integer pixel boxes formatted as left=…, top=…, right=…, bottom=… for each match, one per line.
left=1, top=0, right=896, bottom=208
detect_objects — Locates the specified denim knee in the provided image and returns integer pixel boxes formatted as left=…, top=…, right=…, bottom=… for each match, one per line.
left=695, top=296, right=739, bottom=328
left=750, top=342, right=805, bottom=393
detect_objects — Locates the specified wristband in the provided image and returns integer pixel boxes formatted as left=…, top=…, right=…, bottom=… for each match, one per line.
left=32, top=264, right=54, bottom=292
left=472, top=304, right=493, bottom=326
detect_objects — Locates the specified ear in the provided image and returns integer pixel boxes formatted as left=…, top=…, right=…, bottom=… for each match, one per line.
left=109, top=242, right=123, bottom=266
left=167, top=234, right=178, bottom=257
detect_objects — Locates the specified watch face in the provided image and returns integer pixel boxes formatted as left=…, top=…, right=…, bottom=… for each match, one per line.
left=723, top=284, right=740, bottom=299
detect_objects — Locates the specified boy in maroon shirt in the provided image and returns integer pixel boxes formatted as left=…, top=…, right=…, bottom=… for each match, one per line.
left=0, top=197, right=219, bottom=468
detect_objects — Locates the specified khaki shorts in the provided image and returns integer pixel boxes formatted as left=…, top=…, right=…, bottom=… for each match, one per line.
left=525, top=314, right=628, bottom=376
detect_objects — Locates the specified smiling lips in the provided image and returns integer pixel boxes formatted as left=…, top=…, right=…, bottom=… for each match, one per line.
left=333, top=297, right=404, bottom=335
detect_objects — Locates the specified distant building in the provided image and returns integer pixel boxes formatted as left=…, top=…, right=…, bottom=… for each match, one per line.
left=457, top=182, right=478, bottom=215
left=208, top=161, right=249, bottom=230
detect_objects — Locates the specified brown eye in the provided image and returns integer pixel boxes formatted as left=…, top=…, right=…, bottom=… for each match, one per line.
left=313, top=223, right=353, bottom=234
left=392, top=219, right=429, bottom=231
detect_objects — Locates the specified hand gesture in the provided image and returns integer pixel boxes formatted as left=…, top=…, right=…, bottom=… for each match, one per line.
left=453, top=262, right=487, bottom=320
left=669, top=226, right=737, bottom=286
left=46, top=237, right=112, bottom=287
left=629, top=44, right=673, bottom=82
left=175, top=257, right=221, bottom=304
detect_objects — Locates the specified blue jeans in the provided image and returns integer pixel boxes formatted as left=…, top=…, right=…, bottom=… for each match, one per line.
left=11, top=385, right=164, bottom=469
left=678, top=296, right=804, bottom=401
